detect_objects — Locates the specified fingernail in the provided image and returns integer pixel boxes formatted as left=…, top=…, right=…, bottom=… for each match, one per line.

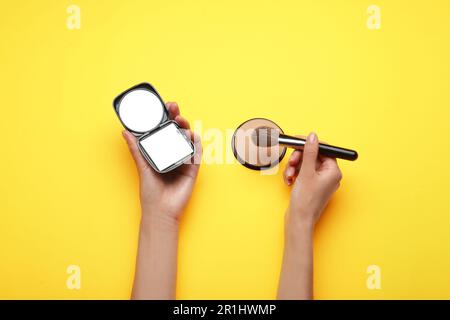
left=122, top=130, right=127, bottom=139
left=286, top=166, right=295, bottom=177
left=285, top=167, right=295, bottom=185
left=308, top=132, right=317, bottom=143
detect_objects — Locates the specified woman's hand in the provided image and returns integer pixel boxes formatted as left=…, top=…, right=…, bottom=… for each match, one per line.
left=277, top=132, right=342, bottom=300
left=122, top=102, right=202, bottom=226
left=283, top=132, right=342, bottom=229
left=124, top=101, right=201, bottom=300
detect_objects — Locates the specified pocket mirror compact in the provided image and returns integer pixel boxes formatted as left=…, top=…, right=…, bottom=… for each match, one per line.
left=113, top=83, right=195, bottom=173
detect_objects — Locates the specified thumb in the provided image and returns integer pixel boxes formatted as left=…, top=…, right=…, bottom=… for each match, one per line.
left=300, top=132, right=319, bottom=176
left=122, top=130, right=149, bottom=174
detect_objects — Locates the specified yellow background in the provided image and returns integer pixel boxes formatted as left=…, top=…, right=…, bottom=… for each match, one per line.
left=1, top=0, right=450, bottom=299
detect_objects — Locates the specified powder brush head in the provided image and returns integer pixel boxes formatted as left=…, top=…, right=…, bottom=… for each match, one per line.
left=251, top=127, right=280, bottom=147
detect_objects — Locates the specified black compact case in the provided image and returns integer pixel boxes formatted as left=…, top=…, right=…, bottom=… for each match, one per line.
left=113, top=83, right=195, bottom=173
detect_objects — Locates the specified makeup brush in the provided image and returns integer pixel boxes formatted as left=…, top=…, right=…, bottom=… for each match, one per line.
left=251, top=127, right=358, bottom=161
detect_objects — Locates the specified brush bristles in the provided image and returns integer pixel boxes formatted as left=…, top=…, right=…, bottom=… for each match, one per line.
left=251, top=127, right=280, bottom=147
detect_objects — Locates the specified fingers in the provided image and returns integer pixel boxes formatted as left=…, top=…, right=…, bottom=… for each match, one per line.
left=167, top=101, right=191, bottom=130
left=164, top=101, right=201, bottom=167
left=167, top=101, right=201, bottom=167
left=168, top=101, right=195, bottom=158
left=289, top=150, right=302, bottom=166
left=166, top=102, right=180, bottom=119
left=317, top=156, right=342, bottom=192
left=175, top=115, right=191, bottom=130
left=319, top=156, right=342, bottom=178
left=167, top=101, right=198, bottom=159
left=284, top=166, right=296, bottom=186
left=191, top=131, right=202, bottom=167
left=284, top=150, right=302, bottom=185
left=300, top=132, right=319, bottom=176
left=178, top=128, right=202, bottom=168
left=122, top=130, right=148, bottom=174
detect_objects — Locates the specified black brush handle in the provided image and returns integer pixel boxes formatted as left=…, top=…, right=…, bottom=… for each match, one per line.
left=318, top=143, right=358, bottom=161
left=278, top=134, right=358, bottom=161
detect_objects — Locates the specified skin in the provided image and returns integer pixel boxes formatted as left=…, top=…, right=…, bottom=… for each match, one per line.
left=122, top=102, right=202, bottom=300
left=277, top=132, right=342, bottom=300
left=123, top=102, right=341, bottom=299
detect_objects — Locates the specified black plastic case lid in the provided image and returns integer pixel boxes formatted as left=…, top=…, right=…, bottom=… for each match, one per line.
left=113, top=82, right=169, bottom=137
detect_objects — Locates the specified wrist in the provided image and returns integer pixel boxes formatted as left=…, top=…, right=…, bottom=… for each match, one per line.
left=140, top=213, right=179, bottom=235
left=285, top=206, right=315, bottom=236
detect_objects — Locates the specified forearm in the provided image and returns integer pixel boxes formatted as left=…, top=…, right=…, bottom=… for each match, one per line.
left=277, top=210, right=314, bottom=300
left=131, top=214, right=179, bottom=300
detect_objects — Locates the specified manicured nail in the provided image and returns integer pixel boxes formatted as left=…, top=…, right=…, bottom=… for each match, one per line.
left=308, top=132, right=317, bottom=143
left=285, top=167, right=295, bottom=185
left=286, top=166, right=295, bottom=177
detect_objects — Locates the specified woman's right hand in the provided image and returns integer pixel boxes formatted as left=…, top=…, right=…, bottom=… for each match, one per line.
left=283, top=132, right=342, bottom=229
left=278, top=132, right=342, bottom=300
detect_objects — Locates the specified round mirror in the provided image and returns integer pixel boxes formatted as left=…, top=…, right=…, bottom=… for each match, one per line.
left=118, top=89, right=164, bottom=133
